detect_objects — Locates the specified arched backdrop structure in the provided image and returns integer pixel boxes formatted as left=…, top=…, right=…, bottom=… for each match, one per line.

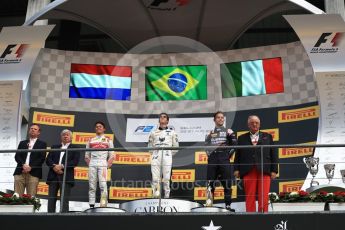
left=17, top=0, right=327, bottom=211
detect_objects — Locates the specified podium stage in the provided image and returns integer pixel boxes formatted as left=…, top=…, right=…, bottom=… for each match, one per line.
left=1, top=211, right=345, bottom=230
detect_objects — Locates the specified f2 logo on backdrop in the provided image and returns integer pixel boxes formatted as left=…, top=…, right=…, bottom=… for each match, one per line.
left=0, top=44, right=29, bottom=59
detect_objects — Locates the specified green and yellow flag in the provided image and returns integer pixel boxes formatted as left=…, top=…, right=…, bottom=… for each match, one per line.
left=145, top=65, right=207, bottom=101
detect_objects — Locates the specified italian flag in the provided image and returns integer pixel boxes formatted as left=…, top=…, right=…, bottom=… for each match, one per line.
left=221, top=57, right=284, bottom=98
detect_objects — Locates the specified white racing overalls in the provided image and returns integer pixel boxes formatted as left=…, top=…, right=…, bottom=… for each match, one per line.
left=148, top=127, right=179, bottom=198
left=85, top=135, right=114, bottom=205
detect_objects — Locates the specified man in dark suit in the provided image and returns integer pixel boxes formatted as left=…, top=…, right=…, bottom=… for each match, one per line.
left=13, top=124, right=47, bottom=196
left=46, top=129, right=80, bottom=213
left=234, top=115, right=278, bottom=212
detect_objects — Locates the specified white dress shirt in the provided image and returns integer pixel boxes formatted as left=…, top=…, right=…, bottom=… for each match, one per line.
left=250, top=132, right=259, bottom=145
left=59, top=143, right=70, bottom=165
left=25, top=138, right=37, bottom=165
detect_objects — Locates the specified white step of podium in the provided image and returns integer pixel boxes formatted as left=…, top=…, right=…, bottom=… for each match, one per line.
left=83, top=207, right=126, bottom=213
left=191, top=207, right=231, bottom=213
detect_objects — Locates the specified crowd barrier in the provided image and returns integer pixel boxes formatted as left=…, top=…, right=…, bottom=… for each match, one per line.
left=1, top=144, right=345, bottom=213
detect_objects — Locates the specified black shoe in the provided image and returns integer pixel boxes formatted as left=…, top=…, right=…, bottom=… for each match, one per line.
left=89, top=204, right=95, bottom=208
left=225, top=205, right=235, bottom=212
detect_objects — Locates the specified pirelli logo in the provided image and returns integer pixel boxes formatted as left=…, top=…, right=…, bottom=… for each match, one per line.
left=194, top=151, right=234, bottom=164
left=109, top=187, right=151, bottom=200
left=171, top=169, right=195, bottom=182
left=33, top=111, right=75, bottom=127
left=72, top=132, right=114, bottom=145
left=195, top=151, right=207, bottom=164
left=74, top=167, right=111, bottom=181
left=237, top=128, right=279, bottom=141
left=279, top=142, right=315, bottom=159
left=114, top=152, right=151, bottom=165
left=279, top=180, right=304, bottom=193
left=194, top=186, right=237, bottom=200
left=278, top=105, right=319, bottom=123
left=36, top=182, right=49, bottom=196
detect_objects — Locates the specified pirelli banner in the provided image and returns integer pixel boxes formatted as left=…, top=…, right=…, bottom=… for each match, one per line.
left=30, top=101, right=318, bottom=203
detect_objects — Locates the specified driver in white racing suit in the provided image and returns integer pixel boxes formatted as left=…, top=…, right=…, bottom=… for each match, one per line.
left=148, top=113, right=179, bottom=198
left=85, top=121, right=114, bottom=208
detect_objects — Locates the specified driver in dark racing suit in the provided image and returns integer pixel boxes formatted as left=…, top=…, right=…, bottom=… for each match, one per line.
left=205, top=111, right=237, bottom=212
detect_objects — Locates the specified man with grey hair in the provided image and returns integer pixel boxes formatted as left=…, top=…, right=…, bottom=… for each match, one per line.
left=234, top=115, right=278, bottom=213
left=46, top=129, right=80, bottom=213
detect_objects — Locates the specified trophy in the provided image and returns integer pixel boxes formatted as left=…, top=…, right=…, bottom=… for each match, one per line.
left=324, top=164, right=335, bottom=184
left=303, top=156, right=319, bottom=187
left=100, top=191, right=108, bottom=207
left=340, top=170, right=345, bottom=183
left=152, top=183, right=161, bottom=198
left=151, top=136, right=165, bottom=198
left=205, top=181, right=213, bottom=207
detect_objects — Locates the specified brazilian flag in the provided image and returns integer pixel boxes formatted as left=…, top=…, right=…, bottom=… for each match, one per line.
left=146, top=65, right=207, bottom=101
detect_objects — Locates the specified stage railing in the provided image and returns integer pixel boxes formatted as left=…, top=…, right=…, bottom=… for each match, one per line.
left=1, top=144, right=345, bottom=213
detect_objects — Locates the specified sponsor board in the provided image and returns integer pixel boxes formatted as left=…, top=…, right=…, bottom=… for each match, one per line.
left=120, top=198, right=200, bottom=212
left=278, top=106, right=319, bottom=123
left=33, top=111, right=75, bottom=127
left=126, top=117, right=217, bottom=142
left=237, top=128, right=279, bottom=141
left=37, top=182, right=60, bottom=196
left=194, top=186, right=237, bottom=200
left=279, top=180, right=304, bottom=193
left=36, top=182, right=49, bottom=196
left=279, top=142, right=315, bottom=158
left=74, top=167, right=111, bottom=181
left=114, top=152, right=151, bottom=165
left=72, top=132, right=114, bottom=145
left=194, top=151, right=234, bottom=164
left=171, top=169, right=195, bottom=182
left=109, top=187, right=152, bottom=200
left=195, top=151, right=208, bottom=164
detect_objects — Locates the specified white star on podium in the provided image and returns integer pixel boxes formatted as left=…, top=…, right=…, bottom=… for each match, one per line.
left=201, top=220, right=222, bottom=230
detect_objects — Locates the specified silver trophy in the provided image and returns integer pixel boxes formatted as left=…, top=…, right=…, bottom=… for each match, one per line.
left=340, top=170, right=345, bottom=183
left=324, top=164, right=335, bottom=184
left=205, top=181, right=213, bottom=207
left=303, top=156, right=319, bottom=187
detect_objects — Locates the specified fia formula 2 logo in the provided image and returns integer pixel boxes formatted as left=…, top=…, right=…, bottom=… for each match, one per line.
left=134, top=125, right=155, bottom=134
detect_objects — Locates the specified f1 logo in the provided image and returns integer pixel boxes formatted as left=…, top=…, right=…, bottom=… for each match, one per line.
left=149, top=0, right=190, bottom=7
left=314, top=32, right=344, bottom=47
left=0, top=44, right=29, bottom=59
left=150, top=0, right=169, bottom=7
